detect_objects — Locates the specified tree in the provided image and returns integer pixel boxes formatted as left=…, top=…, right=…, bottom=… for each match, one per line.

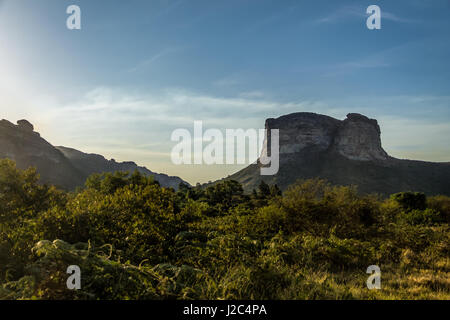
left=258, top=181, right=271, bottom=199
left=391, top=192, right=427, bottom=211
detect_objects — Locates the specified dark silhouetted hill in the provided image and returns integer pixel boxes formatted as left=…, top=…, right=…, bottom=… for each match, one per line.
left=0, top=119, right=188, bottom=190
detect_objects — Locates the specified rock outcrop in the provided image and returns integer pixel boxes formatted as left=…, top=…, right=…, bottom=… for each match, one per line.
left=333, top=113, right=389, bottom=161
left=266, top=112, right=340, bottom=154
left=0, top=119, right=188, bottom=190
left=266, top=112, right=388, bottom=161
left=227, top=112, right=450, bottom=196
left=17, top=119, right=34, bottom=132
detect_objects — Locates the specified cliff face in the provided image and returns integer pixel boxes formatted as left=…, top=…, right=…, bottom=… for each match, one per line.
left=266, top=113, right=340, bottom=154
left=228, top=112, right=450, bottom=196
left=266, top=112, right=388, bottom=161
left=0, top=119, right=188, bottom=190
left=333, top=113, right=389, bottom=161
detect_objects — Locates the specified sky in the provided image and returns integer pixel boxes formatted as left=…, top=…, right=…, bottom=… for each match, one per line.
left=0, top=0, right=449, bottom=184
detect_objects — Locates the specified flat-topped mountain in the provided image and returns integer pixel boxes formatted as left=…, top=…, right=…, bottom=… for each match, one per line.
left=0, top=119, right=188, bottom=190
left=227, top=112, right=450, bottom=196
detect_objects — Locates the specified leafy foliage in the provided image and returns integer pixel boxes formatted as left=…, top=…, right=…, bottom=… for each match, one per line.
left=0, top=159, right=448, bottom=300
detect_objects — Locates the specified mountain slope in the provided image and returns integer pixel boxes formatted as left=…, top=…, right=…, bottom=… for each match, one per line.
left=0, top=119, right=188, bottom=190
left=56, top=146, right=186, bottom=190
left=0, top=119, right=85, bottom=189
left=226, top=112, right=450, bottom=196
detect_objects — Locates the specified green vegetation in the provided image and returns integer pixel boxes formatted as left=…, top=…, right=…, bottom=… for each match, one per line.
left=0, top=159, right=449, bottom=300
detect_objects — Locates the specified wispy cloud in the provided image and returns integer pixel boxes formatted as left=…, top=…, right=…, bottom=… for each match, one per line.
left=127, top=47, right=182, bottom=73
left=381, top=11, right=417, bottom=23
left=244, top=4, right=299, bottom=33
left=212, top=74, right=244, bottom=88
left=308, top=41, right=422, bottom=77
left=321, top=57, right=390, bottom=77
left=238, top=91, right=266, bottom=99
left=314, top=5, right=418, bottom=25
left=35, top=86, right=330, bottom=146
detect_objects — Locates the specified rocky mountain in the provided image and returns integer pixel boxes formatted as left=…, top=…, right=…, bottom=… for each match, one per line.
left=227, top=112, right=450, bottom=196
left=0, top=119, right=188, bottom=190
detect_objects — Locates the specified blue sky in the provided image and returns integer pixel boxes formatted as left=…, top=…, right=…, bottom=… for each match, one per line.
left=0, top=0, right=449, bottom=184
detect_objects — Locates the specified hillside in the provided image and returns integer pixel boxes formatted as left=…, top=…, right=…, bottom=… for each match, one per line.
left=0, top=119, right=188, bottom=190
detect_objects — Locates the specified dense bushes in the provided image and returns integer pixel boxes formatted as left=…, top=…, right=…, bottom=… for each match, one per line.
left=0, top=159, right=449, bottom=299
left=391, top=192, right=427, bottom=211
left=427, top=195, right=450, bottom=223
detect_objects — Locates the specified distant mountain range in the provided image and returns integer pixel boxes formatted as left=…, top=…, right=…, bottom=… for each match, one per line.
left=0, top=119, right=188, bottom=190
left=225, top=112, right=450, bottom=196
